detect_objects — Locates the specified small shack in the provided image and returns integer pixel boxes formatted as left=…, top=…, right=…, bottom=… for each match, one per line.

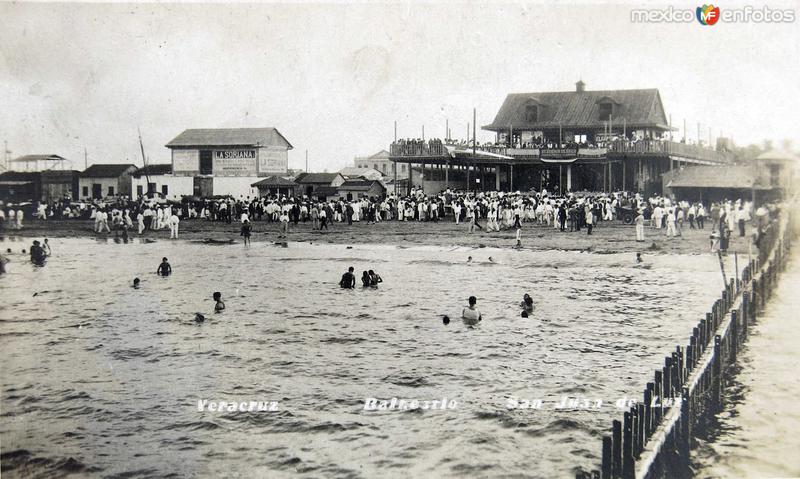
left=251, top=176, right=299, bottom=198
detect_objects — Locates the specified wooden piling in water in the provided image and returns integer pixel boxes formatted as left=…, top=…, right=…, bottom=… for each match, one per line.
left=622, top=412, right=634, bottom=479
left=601, top=436, right=612, bottom=479
left=612, top=419, right=622, bottom=478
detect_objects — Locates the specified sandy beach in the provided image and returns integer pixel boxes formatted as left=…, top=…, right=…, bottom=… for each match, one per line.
left=2, top=218, right=756, bottom=255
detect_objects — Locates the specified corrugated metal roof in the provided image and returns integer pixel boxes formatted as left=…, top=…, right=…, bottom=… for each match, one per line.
left=295, top=172, right=343, bottom=184
left=166, top=128, right=293, bottom=149
left=132, top=164, right=173, bottom=178
left=82, top=164, right=136, bottom=178
left=756, top=149, right=798, bottom=162
left=368, top=149, right=391, bottom=159
left=339, top=167, right=384, bottom=180
left=484, top=88, right=671, bottom=130
left=340, top=179, right=383, bottom=191
left=11, top=154, right=66, bottom=163
left=251, top=176, right=297, bottom=187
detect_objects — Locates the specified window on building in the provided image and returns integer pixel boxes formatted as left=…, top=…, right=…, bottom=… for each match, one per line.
left=598, top=103, right=613, bottom=121
left=137, top=185, right=143, bottom=197
left=525, top=105, right=538, bottom=122
left=770, top=165, right=781, bottom=186
left=374, top=164, right=379, bottom=170
left=108, top=186, right=115, bottom=196
left=162, top=184, right=169, bottom=196
left=82, top=186, right=89, bottom=197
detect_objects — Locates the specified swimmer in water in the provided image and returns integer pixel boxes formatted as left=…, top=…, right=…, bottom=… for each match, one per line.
left=157, top=257, right=172, bottom=276
left=132, top=278, right=140, bottom=289
left=195, top=313, right=205, bottom=323
left=636, top=252, right=643, bottom=263
left=339, top=266, right=356, bottom=289
left=488, top=256, right=495, bottom=263
left=442, top=315, right=450, bottom=325
left=368, top=270, right=382, bottom=286
left=461, top=296, right=482, bottom=326
left=467, top=256, right=473, bottom=263
left=213, top=292, right=225, bottom=312
left=361, top=271, right=372, bottom=287
left=520, top=293, right=534, bottom=316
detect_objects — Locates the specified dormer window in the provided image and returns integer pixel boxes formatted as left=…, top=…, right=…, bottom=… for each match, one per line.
left=598, top=102, right=613, bottom=121
left=525, top=105, right=539, bottom=122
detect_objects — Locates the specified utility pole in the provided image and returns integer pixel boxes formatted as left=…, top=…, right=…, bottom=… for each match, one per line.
left=84, top=148, right=88, bottom=170
left=305, top=150, right=308, bottom=173
left=3, top=140, right=9, bottom=172
left=472, top=108, right=477, bottom=156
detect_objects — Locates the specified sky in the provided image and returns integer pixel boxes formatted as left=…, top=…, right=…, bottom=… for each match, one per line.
left=1, top=1, right=798, bottom=172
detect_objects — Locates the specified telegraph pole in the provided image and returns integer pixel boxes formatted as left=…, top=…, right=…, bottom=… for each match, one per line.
left=305, top=150, right=308, bottom=173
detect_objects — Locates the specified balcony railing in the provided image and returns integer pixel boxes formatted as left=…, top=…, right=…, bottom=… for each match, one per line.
left=390, top=140, right=727, bottom=164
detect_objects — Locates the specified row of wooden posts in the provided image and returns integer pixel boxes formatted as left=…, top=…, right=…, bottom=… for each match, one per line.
left=577, top=213, right=792, bottom=479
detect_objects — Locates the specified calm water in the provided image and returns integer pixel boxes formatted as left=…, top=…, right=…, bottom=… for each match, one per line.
left=692, top=254, right=800, bottom=478
left=1, top=237, right=735, bottom=478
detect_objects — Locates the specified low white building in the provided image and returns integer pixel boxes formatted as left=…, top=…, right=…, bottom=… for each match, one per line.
left=131, top=164, right=193, bottom=200
left=165, top=127, right=293, bottom=198
left=78, top=164, right=137, bottom=199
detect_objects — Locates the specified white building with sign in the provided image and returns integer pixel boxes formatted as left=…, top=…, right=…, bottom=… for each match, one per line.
left=166, top=127, right=293, bottom=198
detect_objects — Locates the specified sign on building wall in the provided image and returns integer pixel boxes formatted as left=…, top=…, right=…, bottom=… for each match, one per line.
left=214, top=149, right=256, bottom=160
left=258, top=147, right=288, bottom=175
left=173, top=149, right=199, bottom=173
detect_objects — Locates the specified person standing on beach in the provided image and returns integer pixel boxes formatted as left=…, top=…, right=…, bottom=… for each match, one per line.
left=635, top=210, right=645, bottom=242
left=169, top=211, right=180, bottom=239
left=137, top=211, right=145, bottom=234
left=241, top=219, right=252, bottom=245
left=279, top=210, right=290, bottom=238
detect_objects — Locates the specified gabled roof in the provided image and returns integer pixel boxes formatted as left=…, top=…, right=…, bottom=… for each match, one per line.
left=251, top=176, right=297, bottom=187
left=82, top=164, right=136, bottom=178
left=166, top=128, right=293, bottom=149
left=667, top=166, right=770, bottom=190
left=339, top=167, right=384, bottom=180
left=132, top=163, right=173, bottom=178
left=11, top=154, right=67, bottom=163
left=340, top=179, right=385, bottom=191
left=756, top=149, right=798, bottom=162
left=368, top=149, right=390, bottom=159
left=295, top=172, right=343, bottom=184
left=484, top=88, right=672, bottom=131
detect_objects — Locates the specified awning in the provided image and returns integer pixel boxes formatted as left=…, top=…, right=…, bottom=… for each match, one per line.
left=0, top=181, right=33, bottom=186
left=539, top=158, right=578, bottom=164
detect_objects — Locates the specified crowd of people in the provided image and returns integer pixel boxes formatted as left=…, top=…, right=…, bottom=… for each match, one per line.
left=0, top=189, right=768, bottom=249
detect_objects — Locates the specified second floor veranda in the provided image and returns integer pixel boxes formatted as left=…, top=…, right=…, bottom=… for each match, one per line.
left=389, top=138, right=728, bottom=165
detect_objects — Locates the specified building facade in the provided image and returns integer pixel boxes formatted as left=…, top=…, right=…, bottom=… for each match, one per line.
left=389, top=81, right=729, bottom=196
left=166, top=127, right=293, bottom=198
left=78, top=164, right=136, bottom=199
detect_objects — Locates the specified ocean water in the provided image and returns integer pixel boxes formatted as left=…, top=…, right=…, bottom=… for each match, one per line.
left=692, top=254, right=800, bottom=478
left=0, top=237, right=736, bottom=478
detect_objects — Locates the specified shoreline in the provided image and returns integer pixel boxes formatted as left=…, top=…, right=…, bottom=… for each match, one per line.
left=0, top=218, right=756, bottom=255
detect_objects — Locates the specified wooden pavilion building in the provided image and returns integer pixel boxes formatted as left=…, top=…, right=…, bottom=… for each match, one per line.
left=389, top=81, right=729, bottom=196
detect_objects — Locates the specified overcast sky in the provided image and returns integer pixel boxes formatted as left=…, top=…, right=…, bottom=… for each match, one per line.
left=1, top=1, right=798, bottom=172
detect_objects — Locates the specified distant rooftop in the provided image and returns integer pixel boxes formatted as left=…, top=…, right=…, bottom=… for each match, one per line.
left=166, top=128, right=293, bottom=149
